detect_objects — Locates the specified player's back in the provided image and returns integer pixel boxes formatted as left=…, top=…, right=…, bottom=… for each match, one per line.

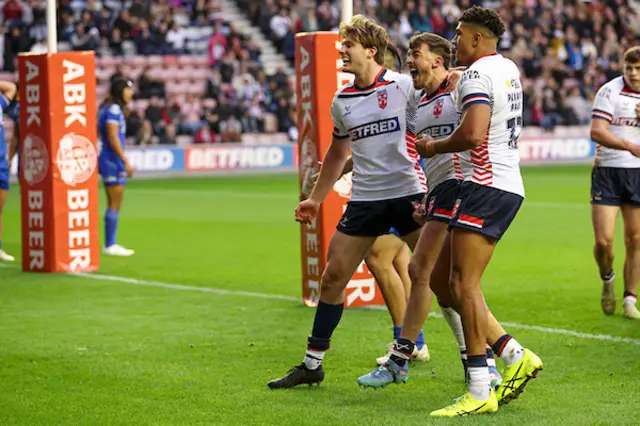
left=331, top=68, right=426, bottom=201
left=592, top=76, right=640, bottom=168
left=416, top=85, right=464, bottom=189
left=457, top=54, right=524, bottom=197
left=98, top=103, right=126, bottom=155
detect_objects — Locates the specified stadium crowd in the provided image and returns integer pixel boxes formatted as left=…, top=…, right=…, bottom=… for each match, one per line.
left=241, top=0, right=640, bottom=130
left=0, top=0, right=638, bottom=142
left=0, top=0, right=296, bottom=144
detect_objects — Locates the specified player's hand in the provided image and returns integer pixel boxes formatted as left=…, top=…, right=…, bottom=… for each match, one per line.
left=626, top=141, right=640, bottom=158
left=635, top=103, right=640, bottom=120
left=125, top=161, right=134, bottom=178
left=416, top=136, right=436, bottom=158
left=444, top=70, right=463, bottom=92
left=295, top=199, right=320, bottom=224
left=412, top=194, right=427, bottom=226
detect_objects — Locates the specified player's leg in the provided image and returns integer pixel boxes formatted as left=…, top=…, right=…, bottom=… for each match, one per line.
left=0, top=184, right=14, bottom=262
left=0, top=160, right=14, bottom=261
left=620, top=205, right=640, bottom=319
left=591, top=167, right=621, bottom=314
left=392, top=241, right=428, bottom=358
left=367, top=233, right=428, bottom=364
left=269, top=199, right=385, bottom=389
left=367, top=234, right=408, bottom=339
left=101, top=158, right=134, bottom=257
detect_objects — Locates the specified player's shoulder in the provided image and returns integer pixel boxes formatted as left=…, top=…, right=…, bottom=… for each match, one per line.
left=598, top=76, right=625, bottom=95
left=107, top=103, right=123, bottom=116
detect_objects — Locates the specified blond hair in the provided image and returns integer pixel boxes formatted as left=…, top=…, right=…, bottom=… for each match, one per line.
left=382, top=44, right=401, bottom=71
left=624, top=46, right=640, bottom=64
left=408, top=32, right=452, bottom=70
left=339, top=14, right=389, bottom=65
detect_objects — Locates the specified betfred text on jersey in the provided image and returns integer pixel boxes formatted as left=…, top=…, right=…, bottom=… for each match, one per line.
left=349, top=117, right=400, bottom=142
left=418, top=124, right=455, bottom=139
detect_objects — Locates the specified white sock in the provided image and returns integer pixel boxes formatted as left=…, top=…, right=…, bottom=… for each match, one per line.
left=303, top=349, right=325, bottom=370
left=468, top=366, right=491, bottom=401
left=623, top=294, right=637, bottom=306
left=500, top=338, right=525, bottom=367
left=441, top=307, right=466, bottom=355
left=487, top=355, right=496, bottom=368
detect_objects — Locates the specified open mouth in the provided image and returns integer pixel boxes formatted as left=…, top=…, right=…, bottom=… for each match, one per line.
left=342, top=57, right=352, bottom=66
left=409, top=68, right=419, bottom=81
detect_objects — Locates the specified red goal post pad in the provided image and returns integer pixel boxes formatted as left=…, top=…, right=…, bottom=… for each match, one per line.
left=18, top=52, right=100, bottom=273
left=295, top=32, right=386, bottom=308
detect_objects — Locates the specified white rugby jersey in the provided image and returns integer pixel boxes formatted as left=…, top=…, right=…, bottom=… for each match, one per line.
left=592, top=76, right=640, bottom=168
left=455, top=53, right=525, bottom=197
left=331, top=68, right=426, bottom=201
left=416, top=83, right=464, bottom=189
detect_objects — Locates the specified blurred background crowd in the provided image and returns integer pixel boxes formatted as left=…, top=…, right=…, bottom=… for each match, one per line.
left=0, top=0, right=638, bottom=144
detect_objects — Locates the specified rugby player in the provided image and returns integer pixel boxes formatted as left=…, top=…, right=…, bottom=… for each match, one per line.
left=0, top=80, right=17, bottom=262
left=98, top=78, right=136, bottom=257
left=268, top=15, right=428, bottom=389
left=416, top=8, right=543, bottom=415
left=356, top=32, right=501, bottom=391
left=590, top=46, right=640, bottom=320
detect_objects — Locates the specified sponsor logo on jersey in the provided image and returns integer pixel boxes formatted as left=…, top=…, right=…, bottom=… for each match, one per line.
left=349, top=117, right=400, bottom=141
left=611, top=117, right=640, bottom=127
left=377, top=89, right=388, bottom=109
left=418, top=123, right=455, bottom=139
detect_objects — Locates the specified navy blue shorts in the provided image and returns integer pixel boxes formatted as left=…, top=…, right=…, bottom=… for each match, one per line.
left=425, top=179, right=463, bottom=223
left=448, top=181, right=523, bottom=241
left=0, top=160, right=9, bottom=190
left=591, top=166, right=640, bottom=206
left=337, top=193, right=425, bottom=237
left=99, top=153, right=127, bottom=186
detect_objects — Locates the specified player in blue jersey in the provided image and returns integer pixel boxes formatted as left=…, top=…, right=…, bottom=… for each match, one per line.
left=98, top=78, right=135, bottom=257
left=0, top=80, right=17, bottom=262
left=7, top=86, right=20, bottom=183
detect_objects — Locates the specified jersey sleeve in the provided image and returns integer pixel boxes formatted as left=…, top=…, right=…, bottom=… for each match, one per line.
left=457, top=69, right=492, bottom=111
left=330, top=96, right=349, bottom=139
left=106, top=104, right=123, bottom=125
left=592, top=84, right=615, bottom=124
left=395, top=73, right=421, bottom=104
left=0, top=94, right=9, bottom=110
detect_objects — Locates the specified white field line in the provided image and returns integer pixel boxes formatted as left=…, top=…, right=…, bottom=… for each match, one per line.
left=1, top=264, right=638, bottom=345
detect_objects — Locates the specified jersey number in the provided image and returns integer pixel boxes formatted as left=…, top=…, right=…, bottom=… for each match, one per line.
left=507, top=116, right=522, bottom=149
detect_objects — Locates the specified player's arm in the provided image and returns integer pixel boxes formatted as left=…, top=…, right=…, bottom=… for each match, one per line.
left=106, top=122, right=128, bottom=163
left=590, top=118, right=634, bottom=151
left=0, top=81, right=17, bottom=106
left=8, top=127, right=18, bottom=163
left=433, top=103, right=490, bottom=153
left=308, top=135, right=352, bottom=203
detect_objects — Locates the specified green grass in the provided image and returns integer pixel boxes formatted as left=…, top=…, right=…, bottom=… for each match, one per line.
left=1, top=166, right=639, bottom=425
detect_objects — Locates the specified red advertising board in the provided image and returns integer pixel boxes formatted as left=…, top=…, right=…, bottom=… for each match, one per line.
left=18, top=52, right=99, bottom=273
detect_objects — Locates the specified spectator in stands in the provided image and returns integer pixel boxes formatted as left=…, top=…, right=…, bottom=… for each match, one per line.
left=179, top=94, right=204, bottom=135
left=71, top=23, right=100, bottom=51
left=3, top=0, right=24, bottom=23
left=145, top=96, right=165, bottom=135
left=194, top=124, right=218, bottom=144
left=137, top=120, right=154, bottom=146
left=138, top=68, right=165, bottom=99
left=270, top=7, right=291, bottom=50
left=219, top=115, right=242, bottom=142
left=166, top=21, right=186, bottom=53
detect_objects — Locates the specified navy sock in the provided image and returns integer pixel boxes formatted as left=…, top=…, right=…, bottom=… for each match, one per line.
left=491, top=334, right=513, bottom=357
left=624, top=291, right=637, bottom=299
left=308, top=301, right=344, bottom=350
left=416, top=330, right=425, bottom=350
left=105, top=209, right=119, bottom=247
left=601, top=270, right=614, bottom=281
left=393, top=326, right=402, bottom=340
left=389, top=337, right=414, bottom=366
